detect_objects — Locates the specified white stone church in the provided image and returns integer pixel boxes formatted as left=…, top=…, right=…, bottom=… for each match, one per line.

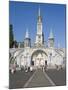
left=10, top=8, right=66, bottom=70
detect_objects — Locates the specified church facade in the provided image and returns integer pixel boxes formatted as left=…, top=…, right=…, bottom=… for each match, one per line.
left=10, top=8, right=66, bottom=70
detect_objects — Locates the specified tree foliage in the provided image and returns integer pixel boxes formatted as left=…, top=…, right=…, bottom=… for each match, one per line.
left=9, top=24, right=14, bottom=48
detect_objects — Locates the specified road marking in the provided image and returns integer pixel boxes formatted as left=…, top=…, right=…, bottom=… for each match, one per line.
left=23, top=70, right=37, bottom=88
left=43, top=71, right=56, bottom=86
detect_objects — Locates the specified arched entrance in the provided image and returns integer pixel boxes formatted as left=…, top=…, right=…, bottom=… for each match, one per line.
left=31, top=50, right=48, bottom=68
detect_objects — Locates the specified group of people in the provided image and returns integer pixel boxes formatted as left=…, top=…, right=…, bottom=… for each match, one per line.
left=10, top=62, right=63, bottom=74
left=55, top=64, right=63, bottom=70
left=10, top=64, right=33, bottom=74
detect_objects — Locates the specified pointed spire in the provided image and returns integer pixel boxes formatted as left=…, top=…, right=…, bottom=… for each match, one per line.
left=58, top=43, right=60, bottom=48
left=39, top=7, right=40, bottom=16
left=25, top=28, right=29, bottom=38
left=49, top=28, right=54, bottom=39
left=18, top=42, right=20, bottom=48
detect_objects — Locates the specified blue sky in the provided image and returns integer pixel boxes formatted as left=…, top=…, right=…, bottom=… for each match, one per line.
left=9, top=1, right=66, bottom=48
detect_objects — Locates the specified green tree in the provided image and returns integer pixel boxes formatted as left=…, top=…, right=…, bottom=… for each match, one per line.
left=9, top=24, right=14, bottom=48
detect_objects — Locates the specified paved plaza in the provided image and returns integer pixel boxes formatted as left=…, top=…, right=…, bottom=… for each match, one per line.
left=9, top=68, right=66, bottom=89
left=9, top=70, right=34, bottom=89
left=46, top=68, right=66, bottom=86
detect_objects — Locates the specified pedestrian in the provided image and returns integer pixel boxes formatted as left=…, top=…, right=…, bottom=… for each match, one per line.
left=30, top=66, right=33, bottom=72
left=11, top=68, right=14, bottom=74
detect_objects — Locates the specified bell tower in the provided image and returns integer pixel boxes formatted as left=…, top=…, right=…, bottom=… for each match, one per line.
left=35, top=7, right=44, bottom=47
left=24, top=28, right=31, bottom=47
left=48, top=29, right=54, bottom=48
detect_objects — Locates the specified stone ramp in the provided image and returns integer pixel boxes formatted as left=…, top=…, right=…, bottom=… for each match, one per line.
left=24, top=69, right=55, bottom=88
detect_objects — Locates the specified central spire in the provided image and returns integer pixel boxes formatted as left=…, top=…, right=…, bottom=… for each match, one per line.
left=38, top=7, right=42, bottom=22
left=35, top=7, right=44, bottom=47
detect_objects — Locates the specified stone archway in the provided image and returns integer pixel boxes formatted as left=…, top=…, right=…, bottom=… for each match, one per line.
left=31, top=50, right=48, bottom=68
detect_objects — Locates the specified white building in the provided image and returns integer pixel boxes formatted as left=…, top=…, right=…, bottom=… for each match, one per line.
left=9, top=8, right=66, bottom=70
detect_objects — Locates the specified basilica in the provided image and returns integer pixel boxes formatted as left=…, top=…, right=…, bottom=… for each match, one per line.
left=10, top=8, right=66, bottom=70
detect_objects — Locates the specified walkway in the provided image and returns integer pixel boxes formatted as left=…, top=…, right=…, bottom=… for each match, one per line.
left=24, top=69, right=55, bottom=88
